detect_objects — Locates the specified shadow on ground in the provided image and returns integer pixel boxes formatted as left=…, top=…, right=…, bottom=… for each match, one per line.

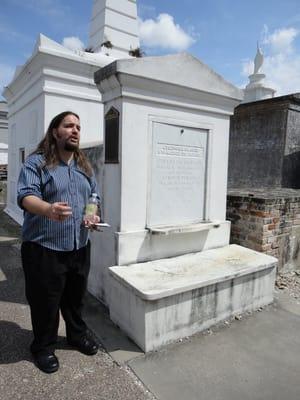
left=0, top=321, right=32, bottom=364
left=0, top=244, right=27, bottom=305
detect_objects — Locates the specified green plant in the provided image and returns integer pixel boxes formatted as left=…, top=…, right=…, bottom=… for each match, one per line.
left=129, top=47, right=145, bottom=58
left=101, top=40, right=113, bottom=49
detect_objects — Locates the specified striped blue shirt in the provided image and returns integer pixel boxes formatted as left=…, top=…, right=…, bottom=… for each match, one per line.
left=17, top=153, right=100, bottom=251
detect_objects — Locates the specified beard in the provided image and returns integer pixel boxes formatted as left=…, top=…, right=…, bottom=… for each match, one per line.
left=64, top=141, right=79, bottom=151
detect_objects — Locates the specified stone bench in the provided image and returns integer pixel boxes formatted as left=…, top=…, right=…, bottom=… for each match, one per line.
left=109, top=244, right=277, bottom=352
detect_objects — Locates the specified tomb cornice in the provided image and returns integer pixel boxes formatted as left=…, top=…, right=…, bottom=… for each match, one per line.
left=95, top=53, right=242, bottom=116
left=3, top=52, right=108, bottom=113
left=3, top=34, right=114, bottom=103
left=97, top=72, right=239, bottom=116
left=95, top=53, right=243, bottom=100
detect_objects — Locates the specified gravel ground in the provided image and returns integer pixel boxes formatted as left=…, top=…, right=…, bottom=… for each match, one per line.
left=276, top=270, right=300, bottom=299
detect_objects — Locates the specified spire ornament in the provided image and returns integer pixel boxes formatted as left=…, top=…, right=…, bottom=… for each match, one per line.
left=243, top=43, right=275, bottom=103
left=254, top=42, right=264, bottom=74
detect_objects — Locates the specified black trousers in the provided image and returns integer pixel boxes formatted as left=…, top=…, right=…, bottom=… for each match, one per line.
left=21, top=241, right=91, bottom=354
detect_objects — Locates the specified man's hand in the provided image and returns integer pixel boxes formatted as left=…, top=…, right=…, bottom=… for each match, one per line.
left=46, top=202, right=72, bottom=221
left=83, top=214, right=100, bottom=230
left=22, top=196, right=72, bottom=222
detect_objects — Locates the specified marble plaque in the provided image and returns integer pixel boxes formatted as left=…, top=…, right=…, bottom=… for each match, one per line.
left=148, top=122, right=208, bottom=227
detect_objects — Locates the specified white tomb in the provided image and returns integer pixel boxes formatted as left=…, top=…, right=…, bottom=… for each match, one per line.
left=2, top=0, right=139, bottom=223
left=91, top=53, right=277, bottom=351
left=2, top=35, right=113, bottom=223
left=0, top=101, right=8, bottom=166
left=0, top=143, right=8, bottom=166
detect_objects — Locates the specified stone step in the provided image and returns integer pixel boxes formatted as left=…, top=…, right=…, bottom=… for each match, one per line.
left=109, top=244, right=277, bottom=352
left=0, top=235, right=19, bottom=245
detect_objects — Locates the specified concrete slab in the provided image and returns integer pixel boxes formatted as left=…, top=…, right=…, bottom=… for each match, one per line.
left=129, top=291, right=300, bottom=400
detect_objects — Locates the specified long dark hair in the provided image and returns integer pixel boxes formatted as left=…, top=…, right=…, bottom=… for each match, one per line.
left=33, top=111, right=93, bottom=176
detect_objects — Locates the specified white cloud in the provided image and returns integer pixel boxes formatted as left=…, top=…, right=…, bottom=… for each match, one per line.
left=263, top=53, right=300, bottom=96
left=0, top=64, right=15, bottom=97
left=263, top=27, right=298, bottom=54
left=62, top=37, right=84, bottom=52
left=241, top=26, right=300, bottom=96
left=139, top=13, right=196, bottom=51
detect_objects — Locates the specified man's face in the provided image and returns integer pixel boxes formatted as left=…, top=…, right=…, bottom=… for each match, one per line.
left=54, top=114, right=81, bottom=152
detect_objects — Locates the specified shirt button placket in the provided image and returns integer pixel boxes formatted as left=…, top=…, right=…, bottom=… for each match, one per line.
left=69, top=168, right=79, bottom=249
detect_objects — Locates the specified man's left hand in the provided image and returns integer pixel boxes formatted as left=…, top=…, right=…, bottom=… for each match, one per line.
left=83, top=214, right=100, bottom=230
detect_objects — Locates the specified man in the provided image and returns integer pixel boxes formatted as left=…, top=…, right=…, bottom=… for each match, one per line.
left=17, top=111, right=100, bottom=373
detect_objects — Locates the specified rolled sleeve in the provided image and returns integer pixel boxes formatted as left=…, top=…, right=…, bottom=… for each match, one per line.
left=17, top=160, right=43, bottom=210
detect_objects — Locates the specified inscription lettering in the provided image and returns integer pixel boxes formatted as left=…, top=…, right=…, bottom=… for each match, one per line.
left=149, top=122, right=208, bottom=226
left=155, top=147, right=204, bottom=192
left=157, top=143, right=204, bottom=158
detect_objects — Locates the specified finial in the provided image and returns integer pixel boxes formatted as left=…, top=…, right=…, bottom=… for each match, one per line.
left=254, top=42, right=264, bottom=74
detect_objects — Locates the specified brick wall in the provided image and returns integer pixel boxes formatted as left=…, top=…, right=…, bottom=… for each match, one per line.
left=227, top=189, right=300, bottom=272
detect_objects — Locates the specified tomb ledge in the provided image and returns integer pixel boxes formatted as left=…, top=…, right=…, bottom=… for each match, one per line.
left=147, top=221, right=221, bottom=235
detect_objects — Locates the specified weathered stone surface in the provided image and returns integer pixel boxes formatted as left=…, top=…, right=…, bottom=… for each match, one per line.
left=109, top=244, right=277, bottom=351
left=228, top=93, right=300, bottom=189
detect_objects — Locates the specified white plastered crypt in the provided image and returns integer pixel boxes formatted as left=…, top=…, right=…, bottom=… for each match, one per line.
left=91, top=53, right=277, bottom=351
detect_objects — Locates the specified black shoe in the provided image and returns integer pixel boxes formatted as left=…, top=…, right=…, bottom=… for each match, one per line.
left=32, top=350, right=59, bottom=373
left=68, top=336, right=98, bottom=356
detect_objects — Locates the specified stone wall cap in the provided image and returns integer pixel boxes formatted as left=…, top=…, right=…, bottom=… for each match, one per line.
left=236, top=92, right=300, bottom=111
left=95, top=53, right=243, bottom=100
left=227, top=188, right=300, bottom=201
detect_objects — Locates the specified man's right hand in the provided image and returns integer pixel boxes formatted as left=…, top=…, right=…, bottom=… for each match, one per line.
left=47, top=202, right=72, bottom=221
left=22, top=196, right=72, bottom=221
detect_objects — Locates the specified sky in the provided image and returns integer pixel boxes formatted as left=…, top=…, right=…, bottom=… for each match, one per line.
left=1, top=0, right=300, bottom=101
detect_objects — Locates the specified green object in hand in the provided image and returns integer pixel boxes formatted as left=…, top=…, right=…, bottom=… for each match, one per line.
left=85, top=203, right=97, bottom=215
left=85, top=193, right=98, bottom=216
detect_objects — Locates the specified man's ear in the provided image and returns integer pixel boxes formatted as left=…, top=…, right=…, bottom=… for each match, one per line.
left=53, top=129, right=58, bottom=139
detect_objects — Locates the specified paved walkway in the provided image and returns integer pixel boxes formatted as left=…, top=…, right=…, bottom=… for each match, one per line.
left=0, top=207, right=154, bottom=400
left=1, top=206, right=300, bottom=400
left=129, top=291, right=300, bottom=400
